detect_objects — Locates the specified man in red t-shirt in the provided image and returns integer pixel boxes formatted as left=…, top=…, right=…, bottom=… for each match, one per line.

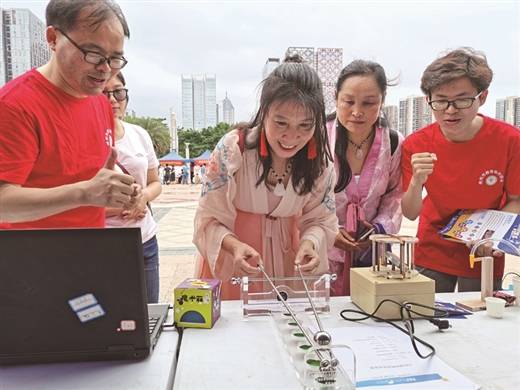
left=0, top=0, right=136, bottom=229
left=401, top=48, right=520, bottom=293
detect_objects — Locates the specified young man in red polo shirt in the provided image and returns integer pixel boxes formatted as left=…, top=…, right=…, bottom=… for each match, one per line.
left=0, top=0, right=136, bottom=229
left=401, top=47, right=520, bottom=292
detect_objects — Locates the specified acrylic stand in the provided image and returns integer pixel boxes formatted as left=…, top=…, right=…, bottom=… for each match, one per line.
left=231, top=273, right=334, bottom=317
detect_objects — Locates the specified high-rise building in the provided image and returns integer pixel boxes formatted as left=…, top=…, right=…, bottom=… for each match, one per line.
left=515, top=97, right=520, bottom=128
left=285, top=47, right=315, bottom=67
left=0, top=13, right=5, bottom=85
left=192, top=75, right=205, bottom=130
left=383, top=105, right=398, bottom=131
left=262, top=57, right=280, bottom=79
left=496, top=96, right=520, bottom=128
left=169, top=109, right=178, bottom=152
left=496, top=99, right=506, bottom=122
left=181, top=74, right=217, bottom=130
left=222, top=93, right=235, bottom=125
left=315, top=48, right=343, bottom=114
left=285, top=47, right=343, bottom=114
left=205, top=74, right=217, bottom=128
left=398, top=99, right=407, bottom=136
left=398, top=96, right=432, bottom=136
left=0, top=8, right=50, bottom=86
left=181, top=76, right=193, bottom=129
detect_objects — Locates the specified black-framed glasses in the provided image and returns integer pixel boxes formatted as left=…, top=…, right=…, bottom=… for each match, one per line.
left=56, top=28, right=128, bottom=70
left=428, top=92, right=482, bottom=111
left=103, top=88, right=128, bottom=102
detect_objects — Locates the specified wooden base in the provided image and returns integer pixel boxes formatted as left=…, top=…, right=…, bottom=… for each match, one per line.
left=455, top=298, right=486, bottom=312
left=350, top=267, right=435, bottom=320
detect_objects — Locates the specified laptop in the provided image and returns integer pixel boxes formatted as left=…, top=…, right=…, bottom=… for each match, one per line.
left=0, top=228, right=169, bottom=365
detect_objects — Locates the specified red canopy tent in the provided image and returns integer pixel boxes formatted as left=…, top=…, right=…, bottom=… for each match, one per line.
left=192, top=150, right=211, bottom=166
left=158, top=151, right=191, bottom=166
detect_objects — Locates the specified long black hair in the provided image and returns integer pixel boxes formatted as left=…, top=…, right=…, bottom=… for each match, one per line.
left=330, top=60, right=396, bottom=193
left=241, top=55, right=332, bottom=195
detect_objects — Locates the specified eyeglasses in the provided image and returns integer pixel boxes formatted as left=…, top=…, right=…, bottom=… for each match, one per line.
left=428, top=92, right=482, bottom=111
left=103, top=88, right=128, bottom=102
left=56, top=28, right=128, bottom=70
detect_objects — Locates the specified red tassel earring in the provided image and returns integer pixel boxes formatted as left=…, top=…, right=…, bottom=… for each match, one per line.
left=307, top=137, right=317, bottom=159
left=260, top=129, right=268, bottom=157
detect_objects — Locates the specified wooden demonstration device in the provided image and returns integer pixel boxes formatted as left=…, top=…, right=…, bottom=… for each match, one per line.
left=350, top=234, right=435, bottom=320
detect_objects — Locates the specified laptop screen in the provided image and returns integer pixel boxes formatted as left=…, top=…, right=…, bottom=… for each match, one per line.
left=0, top=228, right=151, bottom=364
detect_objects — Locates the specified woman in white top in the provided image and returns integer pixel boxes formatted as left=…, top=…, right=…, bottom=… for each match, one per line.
left=103, top=73, right=162, bottom=303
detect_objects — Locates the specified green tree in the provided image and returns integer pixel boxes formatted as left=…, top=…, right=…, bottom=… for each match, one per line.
left=124, top=116, right=171, bottom=157
left=178, top=122, right=231, bottom=157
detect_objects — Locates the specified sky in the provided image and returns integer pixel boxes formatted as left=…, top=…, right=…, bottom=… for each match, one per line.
left=2, top=0, right=519, bottom=127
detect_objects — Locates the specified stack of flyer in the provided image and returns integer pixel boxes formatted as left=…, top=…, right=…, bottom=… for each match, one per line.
left=439, top=209, right=520, bottom=255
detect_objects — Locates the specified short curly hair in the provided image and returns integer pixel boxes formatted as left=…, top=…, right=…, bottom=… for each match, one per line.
left=420, top=47, right=493, bottom=97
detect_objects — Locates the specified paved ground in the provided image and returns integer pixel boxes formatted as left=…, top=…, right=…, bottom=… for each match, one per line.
left=152, top=184, right=520, bottom=303
left=152, top=184, right=200, bottom=303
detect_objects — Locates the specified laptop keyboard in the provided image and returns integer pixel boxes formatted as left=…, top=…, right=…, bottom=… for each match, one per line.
left=149, top=316, right=160, bottom=335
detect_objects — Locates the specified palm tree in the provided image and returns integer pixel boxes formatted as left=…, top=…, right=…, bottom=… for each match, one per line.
left=124, top=116, right=171, bottom=157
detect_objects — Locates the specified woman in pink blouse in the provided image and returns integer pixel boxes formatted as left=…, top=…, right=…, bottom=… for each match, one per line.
left=327, top=60, right=404, bottom=296
left=193, top=56, right=338, bottom=300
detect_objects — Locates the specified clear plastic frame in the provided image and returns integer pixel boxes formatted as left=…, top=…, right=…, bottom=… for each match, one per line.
left=231, top=273, right=334, bottom=317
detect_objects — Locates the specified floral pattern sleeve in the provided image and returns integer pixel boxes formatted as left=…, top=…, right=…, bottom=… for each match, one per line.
left=193, top=130, right=242, bottom=279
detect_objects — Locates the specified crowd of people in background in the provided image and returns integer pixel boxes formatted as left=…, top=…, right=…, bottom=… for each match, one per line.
left=158, top=163, right=207, bottom=185
left=0, top=0, right=518, bottom=303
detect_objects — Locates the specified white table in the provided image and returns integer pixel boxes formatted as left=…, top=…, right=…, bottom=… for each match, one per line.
left=174, top=293, right=520, bottom=390
left=0, top=328, right=179, bottom=390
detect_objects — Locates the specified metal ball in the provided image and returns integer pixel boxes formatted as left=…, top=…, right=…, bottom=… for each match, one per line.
left=314, top=331, right=331, bottom=346
left=319, top=359, right=330, bottom=370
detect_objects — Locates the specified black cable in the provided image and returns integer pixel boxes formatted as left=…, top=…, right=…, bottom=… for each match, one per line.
left=340, top=307, right=435, bottom=359
left=340, top=299, right=451, bottom=359
left=429, top=318, right=450, bottom=330
left=502, top=272, right=520, bottom=286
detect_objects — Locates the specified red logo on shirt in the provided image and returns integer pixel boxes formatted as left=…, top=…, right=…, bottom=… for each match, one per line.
left=478, top=170, right=504, bottom=186
left=105, top=129, right=114, bottom=146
